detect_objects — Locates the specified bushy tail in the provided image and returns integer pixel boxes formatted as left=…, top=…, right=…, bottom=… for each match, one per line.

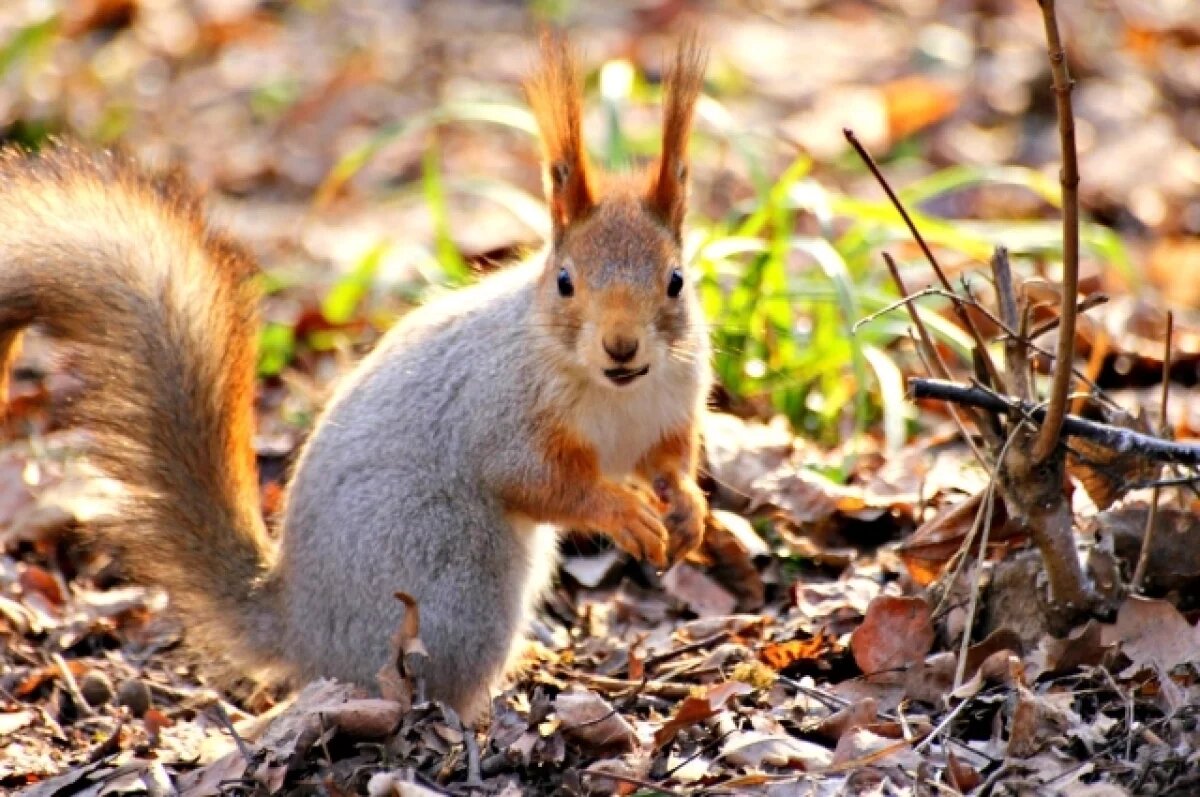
left=0, top=146, right=282, bottom=678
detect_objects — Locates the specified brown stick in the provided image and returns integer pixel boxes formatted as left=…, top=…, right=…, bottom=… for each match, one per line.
left=843, top=128, right=1003, bottom=390
left=1133, top=311, right=1174, bottom=591
left=991, top=246, right=1031, bottom=402
left=884, top=253, right=999, bottom=455
left=909, top=378, right=1200, bottom=467
left=1031, top=0, right=1081, bottom=464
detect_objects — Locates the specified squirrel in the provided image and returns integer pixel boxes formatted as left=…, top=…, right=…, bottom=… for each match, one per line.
left=0, top=35, right=710, bottom=723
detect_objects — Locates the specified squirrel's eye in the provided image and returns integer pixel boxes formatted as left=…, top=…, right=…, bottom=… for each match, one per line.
left=666, top=268, right=684, bottom=298
left=557, top=267, right=575, bottom=298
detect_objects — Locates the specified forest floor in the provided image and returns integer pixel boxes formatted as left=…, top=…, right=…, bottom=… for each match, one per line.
left=3, top=1, right=1200, bottom=795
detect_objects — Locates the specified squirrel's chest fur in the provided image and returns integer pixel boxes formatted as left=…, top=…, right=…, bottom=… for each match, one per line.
left=568, top=365, right=698, bottom=476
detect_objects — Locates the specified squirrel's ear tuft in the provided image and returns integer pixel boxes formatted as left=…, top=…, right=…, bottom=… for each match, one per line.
left=525, top=31, right=595, bottom=241
left=646, top=34, right=707, bottom=241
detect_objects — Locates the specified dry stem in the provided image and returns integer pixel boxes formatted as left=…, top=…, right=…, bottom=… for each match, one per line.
left=909, top=378, right=1200, bottom=467
left=1132, top=311, right=1173, bottom=591
left=843, top=128, right=1003, bottom=390
left=1032, top=0, right=1081, bottom=463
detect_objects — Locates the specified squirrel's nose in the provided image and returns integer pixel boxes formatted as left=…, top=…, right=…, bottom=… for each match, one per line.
left=603, top=335, right=639, bottom=364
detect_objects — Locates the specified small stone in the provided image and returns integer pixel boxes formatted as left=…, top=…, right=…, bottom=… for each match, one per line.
left=79, top=671, right=114, bottom=707
left=116, top=678, right=151, bottom=717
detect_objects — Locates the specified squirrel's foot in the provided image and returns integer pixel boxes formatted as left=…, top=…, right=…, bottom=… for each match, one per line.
left=653, top=475, right=707, bottom=564
left=594, top=489, right=669, bottom=568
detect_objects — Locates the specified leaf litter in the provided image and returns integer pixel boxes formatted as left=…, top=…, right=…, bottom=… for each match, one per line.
left=3, top=0, right=1200, bottom=795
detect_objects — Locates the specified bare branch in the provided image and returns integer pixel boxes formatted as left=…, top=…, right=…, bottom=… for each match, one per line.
left=843, top=128, right=1004, bottom=391
left=1032, top=0, right=1081, bottom=463
left=909, top=377, right=1200, bottom=467
left=1133, top=311, right=1173, bottom=592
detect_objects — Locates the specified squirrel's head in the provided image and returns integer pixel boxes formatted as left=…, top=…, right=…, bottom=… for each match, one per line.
left=525, top=33, right=707, bottom=390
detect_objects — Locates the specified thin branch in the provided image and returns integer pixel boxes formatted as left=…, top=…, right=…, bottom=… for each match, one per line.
left=884, top=252, right=999, bottom=454
left=991, top=246, right=1030, bottom=401
left=1032, top=0, right=1081, bottom=463
left=1128, top=471, right=1200, bottom=491
left=843, top=128, right=1003, bottom=390
left=1133, top=311, right=1173, bottom=592
left=909, top=377, right=1200, bottom=467
left=868, top=273, right=1114, bottom=407
left=953, top=478, right=999, bottom=691
left=1028, top=293, right=1107, bottom=341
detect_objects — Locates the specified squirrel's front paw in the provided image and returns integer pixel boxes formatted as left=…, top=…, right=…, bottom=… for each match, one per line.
left=595, top=490, right=669, bottom=568
left=653, top=476, right=708, bottom=564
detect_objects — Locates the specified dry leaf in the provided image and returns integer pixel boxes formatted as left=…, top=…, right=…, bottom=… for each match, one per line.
left=18, top=564, right=65, bottom=607
left=0, top=709, right=36, bottom=736
left=661, top=563, right=737, bottom=618
left=14, top=659, right=89, bottom=698
left=831, top=727, right=920, bottom=769
left=698, top=510, right=766, bottom=611
left=1103, top=596, right=1200, bottom=673
left=561, top=551, right=623, bottom=588
left=881, top=76, right=959, bottom=139
left=653, top=681, right=752, bottom=748
left=720, top=730, right=833, bottom=769
left=554, top=689, right=637, bottom=752
left=814, top=697, right=877, bottom=743
left=945, top=749, right=982, bottom=791
left=702, top=413, right=795, bottom=511
left=1026, top=621, right=1110, bottom=679
left=897, top=492, right=1018, bottom=586
left=760, top=628, right=840, bottom=673
left=1067, top=402, right=1159, bottom=510
left=851, top=596, right=935, bottom=680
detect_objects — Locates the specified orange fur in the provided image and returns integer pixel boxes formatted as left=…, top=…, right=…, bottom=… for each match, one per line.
left=499, top=422, right=670, bottom=566
left=646, top=33, right=707, bottom=238
left=637, top=426, right=706, bottom=560
left=0, top=145, right=278, bottom=680
left=525, top=32, right=595, bottom=238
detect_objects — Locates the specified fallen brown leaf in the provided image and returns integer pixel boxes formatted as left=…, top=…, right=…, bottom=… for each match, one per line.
left=881, top=75, right=959, bottom=140
left=660, top=562, right=737, bottom=618
left=760, top=628, right=841, bottom=674
left=851, top=596, right=935, bottom=680
left=653, top=680, right=752, bottom=748
left=720, top=730, right=834, bottom=770
left=14, top=659, right=89, bottom=699
left=554, top=689, right=638, bottom=752
left=1103, top=596, right=1200, bottom=673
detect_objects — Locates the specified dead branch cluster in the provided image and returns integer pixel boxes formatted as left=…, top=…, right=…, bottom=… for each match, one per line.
left=848, top=0, right=1192, bottom=622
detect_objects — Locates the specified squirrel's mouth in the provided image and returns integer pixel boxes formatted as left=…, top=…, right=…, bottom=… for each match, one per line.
left=603, top=364, right=650, bottom=386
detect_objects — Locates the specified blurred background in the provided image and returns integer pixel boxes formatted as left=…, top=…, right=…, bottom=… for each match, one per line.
left=2, top=0, right=1199, bottom=456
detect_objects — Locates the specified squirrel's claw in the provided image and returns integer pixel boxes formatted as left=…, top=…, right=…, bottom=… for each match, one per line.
left=649, top=475, right=707, bottom=566
left=601, top=492, right=669, bottom=568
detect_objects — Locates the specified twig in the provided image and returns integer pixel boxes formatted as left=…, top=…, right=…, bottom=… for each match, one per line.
left=914, top=696, right=973, bottom=753
left=210, top=699, right=255, bottom=765
left=884, top=252, right=999, bottom=457
left=954, top=486, right=998, bottom=693
left=568, top=670, right=694, bottom=699
left=991, top=247, right=1030, bottom=401
left=952, top=426, right=1021, bottom=691
left=844, top=128, right=1003, bottom=389
left=876, top=256, right=1114, bottom=405
left=1128, top=471, right=1200, bottom=491
left=644, top=631, right=731, bottom=671
left=1026, top=293, right=1107, bottom=342
left=1133, top=311, right=1173, bottom=591
left=52, top=653, right=94, bottom=718
left=1032, top=0, right=1081, bottom=464
left=909, top=378, right=1200, bottom=466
